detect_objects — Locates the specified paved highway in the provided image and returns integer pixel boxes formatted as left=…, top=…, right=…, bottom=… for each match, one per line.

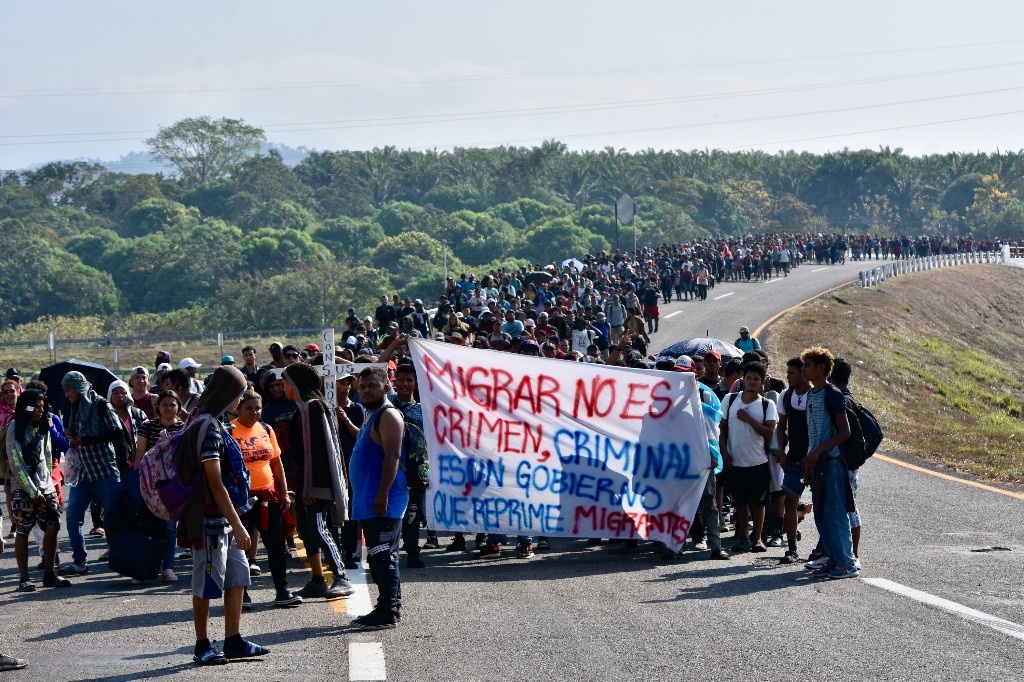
left=3, top=257, right=1023, bottom=681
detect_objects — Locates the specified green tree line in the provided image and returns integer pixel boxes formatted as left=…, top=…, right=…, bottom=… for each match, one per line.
left=2, top=115, right=1023, bottom=333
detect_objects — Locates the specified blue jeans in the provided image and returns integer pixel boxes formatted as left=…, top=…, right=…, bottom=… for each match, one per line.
left=67, top=474, right=121, bottom=565
left=360, top=517, right=403, bottom=616
left=813, top=458, right=855, bottom=568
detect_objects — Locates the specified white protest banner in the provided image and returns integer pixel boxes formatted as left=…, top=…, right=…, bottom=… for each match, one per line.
left=408, top=338, right=712, bottom=551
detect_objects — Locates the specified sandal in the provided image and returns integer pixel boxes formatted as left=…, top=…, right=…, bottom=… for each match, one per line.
left=17, top=579, right=36, bottom=592
left=193, top=646, right=228, bottom=666
left=224, top=639, right=270, bottom=659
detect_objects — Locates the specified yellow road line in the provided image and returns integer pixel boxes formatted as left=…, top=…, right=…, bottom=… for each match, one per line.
left=875, top=453, right=1024, bottom=501
left=752, top=279, right=858, bottom=338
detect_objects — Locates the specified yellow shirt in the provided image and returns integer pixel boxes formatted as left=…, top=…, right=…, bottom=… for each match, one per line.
left=230, top=420, right=280, bottom=491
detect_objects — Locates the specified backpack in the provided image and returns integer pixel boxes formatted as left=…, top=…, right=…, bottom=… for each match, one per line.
left=139, top=417, right=251, bottom=521
left=842, top=396, right=883, bottom=470
left=373, top=405, right=429, bottom=490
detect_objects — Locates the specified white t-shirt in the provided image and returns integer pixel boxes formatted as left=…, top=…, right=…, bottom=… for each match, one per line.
left=726, top=393, right=778, bottom=468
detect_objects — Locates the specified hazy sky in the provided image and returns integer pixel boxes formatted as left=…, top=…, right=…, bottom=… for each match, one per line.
left=2, top=1, right=1023, bottom=171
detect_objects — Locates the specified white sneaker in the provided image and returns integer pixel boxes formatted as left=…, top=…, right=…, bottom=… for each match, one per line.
left=803, top=556, right=831, bottom=571
left=852, top=557, right=862, bottom=570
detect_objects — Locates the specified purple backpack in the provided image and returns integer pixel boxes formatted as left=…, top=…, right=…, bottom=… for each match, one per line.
left=138, top=424, right=202, bottom=521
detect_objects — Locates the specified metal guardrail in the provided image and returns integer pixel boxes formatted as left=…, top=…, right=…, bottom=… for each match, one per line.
left=858, top=246, right=1009, bottom=288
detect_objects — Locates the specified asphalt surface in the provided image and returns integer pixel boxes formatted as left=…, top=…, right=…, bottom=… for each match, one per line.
left=3, top=257, right=1024, bottom=681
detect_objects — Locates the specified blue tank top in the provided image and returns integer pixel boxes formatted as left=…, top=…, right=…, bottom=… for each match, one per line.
left=349, top=404, right=409, bottom=520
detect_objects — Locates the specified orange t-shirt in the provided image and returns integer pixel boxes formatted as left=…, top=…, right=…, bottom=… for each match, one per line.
left=230, top=420, right=280, bottom=492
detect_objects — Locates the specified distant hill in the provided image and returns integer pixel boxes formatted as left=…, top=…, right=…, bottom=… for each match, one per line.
left=19, top=142, right=315, bottom=175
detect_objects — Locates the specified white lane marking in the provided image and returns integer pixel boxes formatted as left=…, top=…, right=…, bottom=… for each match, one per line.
left=349, top=642, right=387, bottom=681
left=763, top=277, right=781, bottom=283
left=664, top=311, right=683, bottom=319
left=713, top=292, right=734, bottom=300
left=346, top=561, right=374, bottom=616
left=864, top=578, right=1024, bottom=641
left=811, top=267, right=828, bottom=272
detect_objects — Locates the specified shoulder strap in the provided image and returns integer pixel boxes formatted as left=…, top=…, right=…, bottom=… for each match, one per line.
left=781, top=388, right=793, bottom=410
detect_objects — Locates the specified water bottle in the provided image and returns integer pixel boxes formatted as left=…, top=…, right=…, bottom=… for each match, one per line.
left=63, top=448, right=81, bottom=487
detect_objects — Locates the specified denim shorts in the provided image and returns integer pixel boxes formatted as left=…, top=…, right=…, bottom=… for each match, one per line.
left=781, top=460, right=806, bottom=498
left=192, top=530, right=250, bottom=600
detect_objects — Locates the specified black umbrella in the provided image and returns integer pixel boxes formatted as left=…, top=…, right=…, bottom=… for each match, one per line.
left=523, top=271, right=557, bottom=288
left=39, top=359, right=119, bottom=414
left=659, top=337, right=744, bottom=360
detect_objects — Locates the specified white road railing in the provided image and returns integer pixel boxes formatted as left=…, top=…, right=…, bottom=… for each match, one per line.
left=858, top=246, right=1011, bottom=288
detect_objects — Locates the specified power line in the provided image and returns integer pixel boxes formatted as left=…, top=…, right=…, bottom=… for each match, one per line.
left=1, top=60, right=1022, bottom=147
left=2, top=37, right=1022, bottom=99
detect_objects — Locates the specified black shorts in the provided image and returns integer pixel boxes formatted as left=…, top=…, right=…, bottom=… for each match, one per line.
left=727, top=463, right=770, bottom=506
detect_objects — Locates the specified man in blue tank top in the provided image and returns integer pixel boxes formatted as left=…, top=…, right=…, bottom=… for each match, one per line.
left=349, top=367, right=408, bottom=630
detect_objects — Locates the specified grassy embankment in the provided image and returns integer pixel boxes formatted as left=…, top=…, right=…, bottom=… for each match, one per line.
left=765, top=264, right=1024, bottom=485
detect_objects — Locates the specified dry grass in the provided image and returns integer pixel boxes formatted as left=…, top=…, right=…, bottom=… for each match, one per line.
left=765, top=264, right=1024, bottom=485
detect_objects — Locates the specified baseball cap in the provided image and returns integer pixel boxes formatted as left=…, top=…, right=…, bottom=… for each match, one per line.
left=220, top=355, right=235, bottom=365
left=305, top=343, right=320, bottom=353
left=346, top=336, right=358, bottom=346
left=179, top=358, right=201, bottom=369
left=5, top=368, right=20, bottom=380
left=156, top=363, right=172, bottom=373
left=414, top=299, right=423, bottom=305
left=524, top=319, right=536, bottom=328
left=672, top=355, right=695, bottom=372
left=434, top=332, right=446, bottom=340
left=130, top=366, right=149, bottom=377
left=739, top=326, right=750, bottom=333
left=155, top=350, right=172, bottom=363
left=704, top=350, right=722, bottom=361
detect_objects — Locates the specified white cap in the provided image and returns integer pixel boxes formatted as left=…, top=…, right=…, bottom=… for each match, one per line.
left=179, top=357, right=201, bottom=369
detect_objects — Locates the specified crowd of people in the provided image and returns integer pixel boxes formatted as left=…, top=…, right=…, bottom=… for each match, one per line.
left=0, top=231, right=915, bottom=669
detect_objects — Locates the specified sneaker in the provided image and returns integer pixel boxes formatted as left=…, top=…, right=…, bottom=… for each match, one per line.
left=344, top=558, right=360, bottom=570
left=0, top=654, right=28, bottom=671
left=407, top=557, right=426, bottom=569
left=693, top=539, right=708, bottom=551
left=475, top=543, right=502, bottom=558
left=242, top=590, right=253, bottom=611
left=516, top=543, right=534, bottom=559
left=811, top=561, right=835, bottom=577
left=444, top=537, right=467, bottom=552
left=324, top=578, right=355, bottom=600
left=709, top=548, right=731, bottom=560
left=58, top=562, right=89, bottom=576
left=18, top=578, right=36, bottom=592
left=193, top=645, right=228, bottom=666
left=351, top=610, right=398, bottom=631
left=422, top=537, right=440, bottom=549
left=535, top=538, right=550, bottom=550
left=853, top=556, right=862, bottom=570
left=296, top=579, right=328, bottom=599
left=780, top=550, right=800, bottom=564
left=98, top=551, right=110, bottom=562
left=766, top=534, right=784, bottom=548
left=732, top=538, right=752, bottom=552
left=162, top=568, right=178, bottom=582
left=750, top=541, right=767, bottom=553
left=88, top=527, right=105, bottom=538
left=803, top=556, right=831, bottom=571
left=828, top=565, right=861, bottom=580
left=42, top=573, right=71, bottom=587
left=274, top=591, right=303, bottom=608
left=807, top=545, right=826, bottom=562
left=248, top=561, right=261, bottom=577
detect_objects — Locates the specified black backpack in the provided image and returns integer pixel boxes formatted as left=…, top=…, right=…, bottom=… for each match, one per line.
left=842, top=395, right=883, bottom=470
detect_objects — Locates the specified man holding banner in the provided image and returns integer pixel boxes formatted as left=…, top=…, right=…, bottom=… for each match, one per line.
left=407, top=337, right=714, bottom=552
